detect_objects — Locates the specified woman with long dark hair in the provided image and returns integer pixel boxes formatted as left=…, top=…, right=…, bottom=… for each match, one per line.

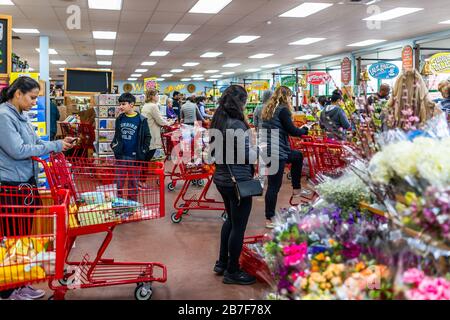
left=210, top=85, right=257, bottom=285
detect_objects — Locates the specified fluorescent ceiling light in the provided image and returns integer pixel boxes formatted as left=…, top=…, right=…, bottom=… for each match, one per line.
left=164, top=33, right=191, bottom=42
left=211, top=75, right=223, bottom=78
left=150, top=51, right=169, bottom=56
left=223, top=63, right=241, bottom=68
left=28, top=67, right=35, bottom=71
left=35, top=48, right=58, bottom=55
left=201, top=52, right=222, bottom=58
left=364, top=7, right=423, bottom=21
left=96, top=49, right=113, bottom=55
left=13, top=28, right=39, bottom=34
left=347, top=39, right=386, bottom=47
left=189, top=0, right=232, bottom=14
left=289, top=37, right=325, bottom=45
left=135, top=69, right=148, bottom=73
left=161, top=74, right=173, bottom=77
left=221, top=72, right=235, bottom=75
left=183, top=62, right=200, bottom=67
left=245, top=68, right=261, bottom=72
left=193, top=77, right=204, bottom=80
left=88, top=0, right=122, bottom=10
left=128, top=78, right=137, bottom=81
left=50, top=60, right=66, bottom=65
left=295, top=54, right=322, bottom=60
left=0, top=1, right=14, bottom=5
left=262, top=64, right=281, bottom=68
left=204, top=70, right=219, bottom=74
left=206, top=79, right=217, bottom=82
left=141, top=61, right=157, bottom=66
left=170, top=69, right=184, bottom=73
left=439, top=20, right=450, bottom=24
left=229, top=35, right=260, bottom=43
left=181, top=78, right=192, bottom=82
left=156, top=78, right=165, bottom=81
left=97, top=61, right=112, bottom=65
left=59, top=68, right=65, bottom=72
left=249, top=53, right=273, bottom=59
left=131, top=74, right=142, bottom=77
left=191, top=74, right=203, bottom=77
left=280, top=2, right=333, bottom=18
left=93, top=31, right=117, bottom=40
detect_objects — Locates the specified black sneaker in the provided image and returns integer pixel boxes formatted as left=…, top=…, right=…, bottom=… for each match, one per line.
left=213, top=261, right=227, bottom=275
left=223, top=270, right=256, bottom=285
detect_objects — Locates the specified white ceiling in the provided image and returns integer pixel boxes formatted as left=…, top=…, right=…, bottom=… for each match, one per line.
left=2, top=0, right=450, bottom=81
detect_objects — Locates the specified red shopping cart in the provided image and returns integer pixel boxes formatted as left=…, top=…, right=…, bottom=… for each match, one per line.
left=0, top=187, right=68, bottom=292
left=240, top=235, right=273, bottom=285
left=34, top=154, right=167, bottom=300
left=59, top=122, right=95, bottom=158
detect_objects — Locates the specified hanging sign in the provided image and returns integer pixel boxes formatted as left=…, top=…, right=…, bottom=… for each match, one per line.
left=249, top=80, right=270, bottom=91
left=0, top=15, right=12, bottom=77
left=144, top=77, right=158, bottom=91
left=281, top=76, right=297, bottom=87
left=163, top=84, right=185, bottom=94
left=341, top=57, right=352, bottom=85
left=306, top=72, right=331, bottom=85
left=402, top=45, right=414, bottom=71
left=368, top=62, right=399, bottom=79
left=429, top=52, right=450, bottom=74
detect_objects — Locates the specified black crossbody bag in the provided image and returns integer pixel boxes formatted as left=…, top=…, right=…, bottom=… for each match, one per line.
left=226, top=164, right=263, bottom=204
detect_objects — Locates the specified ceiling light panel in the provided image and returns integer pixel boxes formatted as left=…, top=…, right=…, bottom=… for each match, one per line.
left=280, top=2, right=333, bottom=18
left=201, top=52, right=222, bottom=58
left=164, top=33, right=191, bottom=42
left=289, top=37, right=326, bottom=45
left=189, top=0, right=232, bottom=14
left=223, top=63, right=241, bottom=68
left=88, top=0, right=122, bottom=10
left=204, top=70, right=219, bottom=73
left=363, top=7, right=423, bottom=21
left=249, top=53, right=273, bottom=59
left=150, top=51, right=169, bottom=56
left=229, top=35, right=260, bottom=43
left=170, top=69, right=184, bottom=73
left=13, top=28, right=39, bottom=34
left=97, top=61, right=112, bottom=65
left=96, top=49, right=114, bottom=55
left=93, top=31, right=117, bottom=39
left=141, top=61, right=157, bottom=66
left=347, top=39, right=386, bottom=47
left=295, top=54, right=322, bottom=60
left=183, top=62, right=200, bottom=67
left=36, top=48, right=58, bottom=55
left=135, top=69, right=148, bottom=73
left=50, top=60, right=66, bottom=65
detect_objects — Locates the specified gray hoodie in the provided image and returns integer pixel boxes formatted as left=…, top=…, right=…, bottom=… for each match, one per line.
left=0, top=102, right=63, bottom=183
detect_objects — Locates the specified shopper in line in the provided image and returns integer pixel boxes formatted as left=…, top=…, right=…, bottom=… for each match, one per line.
left=319, top=92, right=351, bottom=140
left=434, top=80, right=450, bottom=104
left=166, top=98, right=177, bottom=120
left=172, top=91, right=181, bottom=121
left=211, top=85, right=257, bottom=285
left=50, top=100, right=60, bottom=141
left=261, top=86, right=309, bottom=229
left=253, top=90, right=273, bottom=129
left=0, top=76, right=74, bottom=300
left=438, top=83, right=450, bottom=115
left=196, top=96, right=212, bottom=119
left=111, top=93, right=151, bottom=200
left=141, top=89, right=170, bottom=160
left=181, top=96, right=204, bottom=126
left=368, top=83, right=391, bottom=105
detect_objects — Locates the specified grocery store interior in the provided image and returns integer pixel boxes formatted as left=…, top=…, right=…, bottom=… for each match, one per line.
left=0, top=0, right=450, bottom=301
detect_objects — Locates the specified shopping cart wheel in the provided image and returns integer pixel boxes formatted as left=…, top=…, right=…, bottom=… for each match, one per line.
left=167, top=182, right=175, bottom=192
left=221, top=211, right=228, bottom=221
left=171, top=212, right=182, bottom=223
left=196, top=179, right=205, bottom=187
left=135, top=284, right=153, bottom=301
left=286, top=172, right=292, bottom=180
left=191, top=180, right=198, bottom=186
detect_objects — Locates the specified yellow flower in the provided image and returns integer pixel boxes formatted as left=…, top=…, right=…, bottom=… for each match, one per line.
left=315, top=253, right=325, bottom=261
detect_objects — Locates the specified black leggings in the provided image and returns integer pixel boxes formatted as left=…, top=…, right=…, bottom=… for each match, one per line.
left=265, top=150, right=303, bottom=220
left=216, top=185, right=253, bottom=274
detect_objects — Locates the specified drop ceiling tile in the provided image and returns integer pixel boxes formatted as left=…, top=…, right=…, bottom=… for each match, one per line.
left=122, top=0, right=159, bottom=12
left=206, top=14, right=244, bottom=26
left=144, top=23, right=174, bottom=34
left=149, top=11, right=183, bottom=24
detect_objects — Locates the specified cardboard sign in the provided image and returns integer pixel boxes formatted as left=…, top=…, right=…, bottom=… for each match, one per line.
left=402, top=46, right=414, bottom=71
left=306, top=72, right=331, bottom=85
left=429, top=52, right=450, bottom=74
left=368, top=62, right=399, bottom=79
left=341, top=57, right=352, bottom=85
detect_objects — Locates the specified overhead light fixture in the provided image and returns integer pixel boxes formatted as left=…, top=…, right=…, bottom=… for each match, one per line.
left=211, top=75, right=223, bottom=78
left=245, top=68, right=261, bottom=72
left=97, top=61, right=112, bottom=65
left=206, top=79, right=217, bottom=82
left=135, top=69, right=148, bottom=73
left=201, top=52, right=222, bottom=58
left=50, top=60, right=66, bottom=65
left=439, top=19, right=450, bottom=24
left=141, top=61, right=157, bottom=66
left=204, top=70, right=219, bottom=73
left=96, top=49, right=114, bottom=55
left=193, top=77, right=204, bottom=81
left=221, top=72, right=235, bottom=75
left=163, top=33, right=191, bottom=42
left=161, top=74, right=173, bottom=77
left=156, top=78, right=165, bottom=81
left=249, top=53, right=273, bottom=59
left=280, top=2, right=333, bottom=18
left=223, top=63, right=241, bottom=68
left=191, top=74, right=203, bottom=77
left=261, top=64, right=281, bottom=68
left=181, top=78, right=192, bottom=82
left=150, top=51, right=169, bottom=56
left=189, top=0, right=232, bottom=14
left=35, top=48, right=58, bottom=55
left=0, top=1, right=14, bottom=5
left=13, top=28, right=40, bottom=34
left=295, top=54, right=322, bottom=60
left=128, top=78, right=137, bottom=81
left=93, top=31, right=117, bottom=40
left=183, top=62, right=200, bottom=67
left=364, top=7, right=423, bottom=21
left=228, top=35, right=260, bottom=43
left=88, top=0, right=122, bottom=10
left=59, top=68, right=65, bottom=72
left=170, top=69, right=184, bottom=73
left=289, top=37, right=325, bottom=45
left=347, top=39, right=386, bottom=47
left=131, top=74, right=142, bottom=77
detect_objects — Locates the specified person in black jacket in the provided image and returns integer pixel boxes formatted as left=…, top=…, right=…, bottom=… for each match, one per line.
left=111, top=93, right=151, bottom=200
left=319, top=92, right=351, bottom=140
left=210, top=85, right=257, bottom=285
left=261, top=86, right=308, bottom=228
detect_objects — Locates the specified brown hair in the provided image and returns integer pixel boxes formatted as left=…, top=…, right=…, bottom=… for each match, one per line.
left=261, top=86, right=293, bottom=121
left=439, top=81, right=450, bottom=98
left=145, top=89, right=158, bottom=103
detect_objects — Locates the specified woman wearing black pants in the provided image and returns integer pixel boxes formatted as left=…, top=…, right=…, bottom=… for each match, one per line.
left=261, top=86, right=308, bottom=228
left=210, top=85, right=257, bottom=285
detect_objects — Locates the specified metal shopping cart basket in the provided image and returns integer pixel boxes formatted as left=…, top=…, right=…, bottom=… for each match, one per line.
left=0, top=186, right=69, bottom=293
left=240, top=235, right=273, bottom=285
left=34, top=153, right=167, bottom=300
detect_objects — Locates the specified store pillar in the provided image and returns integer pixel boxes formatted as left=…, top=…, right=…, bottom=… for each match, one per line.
left=39, top=35, right=50, bottom=138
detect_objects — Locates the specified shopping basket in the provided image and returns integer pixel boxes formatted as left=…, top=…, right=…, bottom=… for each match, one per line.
left=240, top=235, right=273, bottom=285
left=33, top=154, right=167, bottom=300
left=0, top=187, right=69, bottom=292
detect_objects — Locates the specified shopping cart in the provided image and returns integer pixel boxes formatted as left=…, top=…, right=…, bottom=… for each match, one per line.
left=240, top=235, right=273, bottom=285
left=59, top=122, right=96, bottom=158
left=0, top=187, right=68, bottom=293
left=34, top=154, right=167, bottom=300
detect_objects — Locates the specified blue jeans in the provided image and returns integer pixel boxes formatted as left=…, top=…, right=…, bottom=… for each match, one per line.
left=116, top=156, right=140, bottom=201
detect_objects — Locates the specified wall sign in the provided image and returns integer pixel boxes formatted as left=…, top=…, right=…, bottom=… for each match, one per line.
left=341, top=57, right=352, bottom=85
left=0, top=15, right=12, bottom=77
left=429, top=52, right=450, bottom=74
left=9, top=72, right=39, bottom=84
left=368, top=62, right=399, bottom=79
left=402, top=45, right=414, bottom=72
left=144, top=77, right=158, bottom=91
left=281, top=75, right=297, bottom=87
left=306, top=72, right=331, bottom=85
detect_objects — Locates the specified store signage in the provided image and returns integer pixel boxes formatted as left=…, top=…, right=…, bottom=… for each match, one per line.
left=0, top=15, right=12, bottom=76
left=341, top=57, right=352, bottom=85
left=163, top=84, right=185, bottom=94
left=249, top=80, right=270, bottom=91
left=368, top=62, right=399, bottom=79
left=9, top=72, right=40, bottom=85
left=402, top=45, right=414, bottom=71
left=144, top=77, right=158, bottom=91
left=306, top=72, right=331, bottom=85
left=281, top=76, right=297, bottom=87
left=429, top=52, right=450, bottom=74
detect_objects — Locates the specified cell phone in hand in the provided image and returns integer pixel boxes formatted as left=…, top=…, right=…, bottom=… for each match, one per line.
left=71, top=138, right=80, bottom=145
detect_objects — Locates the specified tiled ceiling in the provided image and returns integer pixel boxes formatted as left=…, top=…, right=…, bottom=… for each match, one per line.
left=3, top=0, right=450, bottom=81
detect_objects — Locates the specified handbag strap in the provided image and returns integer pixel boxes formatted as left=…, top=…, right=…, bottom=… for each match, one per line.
left=226, top=164, right=237, bottom=184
